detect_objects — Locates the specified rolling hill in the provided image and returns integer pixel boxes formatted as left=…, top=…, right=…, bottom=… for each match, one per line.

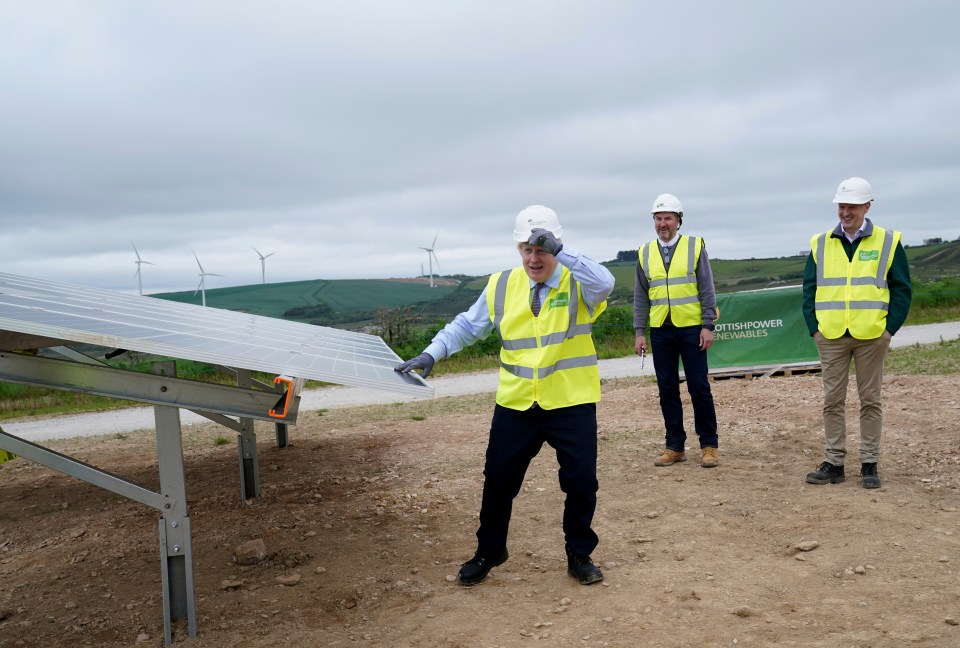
left=152, top=239, right=960, bottom=329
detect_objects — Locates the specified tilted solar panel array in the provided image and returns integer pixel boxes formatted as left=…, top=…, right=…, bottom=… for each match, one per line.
left=0, top=272, right=431, bottom=396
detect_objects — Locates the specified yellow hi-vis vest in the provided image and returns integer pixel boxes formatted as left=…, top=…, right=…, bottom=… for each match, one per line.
left=811, top=225, right=900, bottom=340
left=639, top=236, right=704, bottom=327
left=486, top=266, right=606, bottom=411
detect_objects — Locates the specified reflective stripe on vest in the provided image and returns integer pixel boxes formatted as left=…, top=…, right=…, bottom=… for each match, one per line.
left=486, top=267, right=605, bottom=410
left=639, top=236, right=703, bottom=327
left=812, top=226, right=899, bottom=340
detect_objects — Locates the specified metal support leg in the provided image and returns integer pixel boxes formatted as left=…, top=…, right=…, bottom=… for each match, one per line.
left=236, top=369, right=260, bottom=500
left=153, top=362, right=196, bottom=645
left=275, top=422, right=288, bottom=448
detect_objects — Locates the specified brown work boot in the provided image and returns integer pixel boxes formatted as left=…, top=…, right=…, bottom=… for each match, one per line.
left=654, top=449, right=687, bottom=466
left=701, top=447, right=719, bottom=468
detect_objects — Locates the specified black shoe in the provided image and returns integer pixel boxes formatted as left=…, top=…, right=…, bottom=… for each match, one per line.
left=565, top=546, right=604, bottom=585
left=861, top=463, right=881, bottom=489
left=457, top=548, right=508, bottom=585
left=805, top=461, right=845, bottom=485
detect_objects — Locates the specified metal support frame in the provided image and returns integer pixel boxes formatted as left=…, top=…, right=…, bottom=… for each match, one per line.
left=235, top=369, right=260, bottom=500
left=216, top=365, right=290, bottom=450
left=275, top=422, right=289, bottom=448
left=153, top=360, right=197, bottom=644
left=0, top=352, right=305, bottom=645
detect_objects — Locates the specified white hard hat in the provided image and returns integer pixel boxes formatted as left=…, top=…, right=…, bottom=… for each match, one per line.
left=513, top=205, right=563, bottom=243
left=651, top=193, right=683, bottom=215
left=832, top=177, right=874, bottom=204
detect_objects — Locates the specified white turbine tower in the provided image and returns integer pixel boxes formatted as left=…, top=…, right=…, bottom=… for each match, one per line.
left=192, top=252, right=223, bottom=307
left=419, top=232, right=440, bottom=288
left=253, top=246, right=276, bottom=284
left=132, top=243, right=154, bottom=296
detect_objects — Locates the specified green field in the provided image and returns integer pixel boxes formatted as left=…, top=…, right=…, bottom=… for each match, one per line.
left=156, top=278, right=461, bottom=324
left=146, top=239, right=960, bottom=330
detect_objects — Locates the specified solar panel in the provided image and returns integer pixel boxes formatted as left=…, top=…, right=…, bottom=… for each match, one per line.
left=0, top=272, right=431, bottom=396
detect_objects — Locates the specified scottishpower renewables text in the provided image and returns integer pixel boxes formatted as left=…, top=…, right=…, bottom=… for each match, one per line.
left=714, top=319, right=784, bottom=340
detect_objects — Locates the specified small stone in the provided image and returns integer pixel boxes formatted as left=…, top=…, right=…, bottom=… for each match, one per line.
left=794, top=554, right=806, bottom=562
left=937, top=556, right=949, bottom=563
left=233, top=539, right=267, bottom=565
left=221, top=580, right=243, bottom=591
left=646, top=512, right=659, bottom=519
left=945, top=617, right=959, bottom=626
left=64, top=602, right=78, bottom=610
left=135, top=633, right=150, bottom=644
left=559, top=597, right=572, bottom=607
left=276, top=574, right=301, bottom=586
left=315, top=567, right=327, bottom=574
left=733, top=606, right=754, bottom=618
left=795, top=541, right=819, bottom=552
left=445, top=574, right=457, bottom=582
left=854, top=566, right=866, bottom=574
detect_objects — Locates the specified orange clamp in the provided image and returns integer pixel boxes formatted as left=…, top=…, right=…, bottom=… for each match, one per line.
left=268, top=375, right=293, bottom=419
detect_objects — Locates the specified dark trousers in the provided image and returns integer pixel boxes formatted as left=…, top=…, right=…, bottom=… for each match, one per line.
left=476, top=403, right=599, bottom=557
left=651, top=324, right=718, bottom=451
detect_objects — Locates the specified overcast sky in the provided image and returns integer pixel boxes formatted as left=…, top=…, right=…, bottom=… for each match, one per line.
left=2, top=1, right=958, bottom=294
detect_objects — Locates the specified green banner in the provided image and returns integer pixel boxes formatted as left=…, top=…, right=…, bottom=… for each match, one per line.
left=708, top=286, right=818, bottom=369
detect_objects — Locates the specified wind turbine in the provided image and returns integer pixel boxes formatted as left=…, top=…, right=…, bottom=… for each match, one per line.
left=132, top=243, right=154, bottom=295
left=253, top=246, right=276, bottom=284
left=419, top=232, right=440, bottom=288
left=192, top=252, right=223, bottom=307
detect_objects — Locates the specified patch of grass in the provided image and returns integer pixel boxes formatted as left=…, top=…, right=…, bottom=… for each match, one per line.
left=884, top=337, right=960, bottom=375
left=410, top=415, right=426, bottom=421
left=214, top=435, right=231, bottom=446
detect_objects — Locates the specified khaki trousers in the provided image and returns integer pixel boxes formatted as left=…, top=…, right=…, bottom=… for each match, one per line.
left=814, top=331, right=892, bottom=465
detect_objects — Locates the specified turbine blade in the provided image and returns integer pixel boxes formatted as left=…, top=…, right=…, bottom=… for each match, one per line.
left=432, top=251, right=440, bottom=273
left=193, top=251, right=204, bottom=273
left=432, top=231, right=438, bottom=248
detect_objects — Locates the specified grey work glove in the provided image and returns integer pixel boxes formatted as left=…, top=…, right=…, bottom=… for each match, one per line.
left=528, top=228, right=563, bottom=256
left=394, top=352, right=435, bottom=379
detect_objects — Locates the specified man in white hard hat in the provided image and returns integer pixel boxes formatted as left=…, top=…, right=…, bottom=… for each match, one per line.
left=803, top=177, right=912, bottom=489
left=396, top=205, right=615, bottom=586
left=634, top=193, right=720, bottom=468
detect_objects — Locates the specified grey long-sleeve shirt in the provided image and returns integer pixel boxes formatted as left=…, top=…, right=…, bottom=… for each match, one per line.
left=633, top=236, right=718, bottom=334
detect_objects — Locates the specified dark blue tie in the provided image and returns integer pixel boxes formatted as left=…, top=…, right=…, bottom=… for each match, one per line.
left=531, top=283, right=545, bottom=316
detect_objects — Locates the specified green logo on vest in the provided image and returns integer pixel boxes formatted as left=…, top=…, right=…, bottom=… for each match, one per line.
left=858, top=250, right=879, bottom=261
left=549, top=292, right=569, bottom=309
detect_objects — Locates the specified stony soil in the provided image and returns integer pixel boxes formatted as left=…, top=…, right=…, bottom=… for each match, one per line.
left=1, top=372, right=959, bottom=648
